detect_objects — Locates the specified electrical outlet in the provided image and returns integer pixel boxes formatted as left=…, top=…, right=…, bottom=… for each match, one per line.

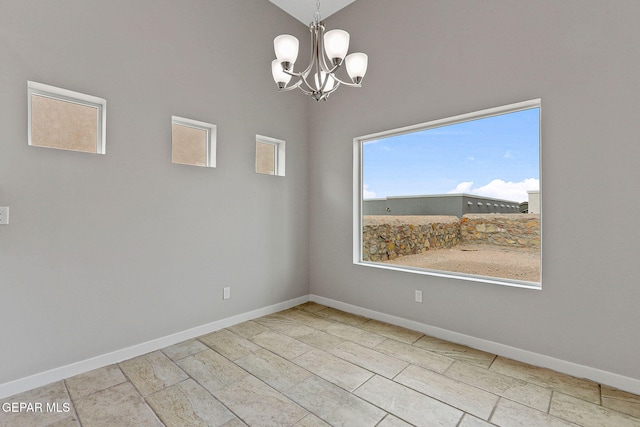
left=415, top=290, right=423, bottom=303
left=0, top=207, right=8, bottom=225
left=223, top=287, right=231, bottom=300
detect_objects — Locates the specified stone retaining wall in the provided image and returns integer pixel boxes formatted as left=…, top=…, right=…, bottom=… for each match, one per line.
left=460, top=214, right=540, bottom=248
left=363, top=215, right=461, bottom=262
left=362, top=214, right=540, bottom=262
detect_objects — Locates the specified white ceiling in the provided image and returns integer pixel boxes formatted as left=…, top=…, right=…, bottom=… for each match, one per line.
left=269, top=0, right=358, bottom=25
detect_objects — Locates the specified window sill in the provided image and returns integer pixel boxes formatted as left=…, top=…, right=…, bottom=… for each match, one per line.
left=354, top=260, right=542, bottom=290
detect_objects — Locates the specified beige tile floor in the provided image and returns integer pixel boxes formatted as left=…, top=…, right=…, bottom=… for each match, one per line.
left=2, top=302, right=640, bottom=426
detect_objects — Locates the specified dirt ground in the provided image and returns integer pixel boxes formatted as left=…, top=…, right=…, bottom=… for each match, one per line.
left=382, top=243, right=540, bottom=283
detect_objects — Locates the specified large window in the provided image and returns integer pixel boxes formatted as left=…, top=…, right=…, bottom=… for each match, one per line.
left=353, top=99, right=541, bottom=288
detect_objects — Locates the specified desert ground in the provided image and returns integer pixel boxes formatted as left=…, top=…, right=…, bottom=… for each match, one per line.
left=382, top=242, right=540, bottom=283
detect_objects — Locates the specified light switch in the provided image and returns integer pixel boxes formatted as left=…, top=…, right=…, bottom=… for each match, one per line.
left=0, top=207, right=8, bottom=225
left=415, top=290, right=423, bottom=303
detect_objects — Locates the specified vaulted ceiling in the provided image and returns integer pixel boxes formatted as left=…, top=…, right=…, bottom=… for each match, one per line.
left=269, top=0, right=357, bottom=24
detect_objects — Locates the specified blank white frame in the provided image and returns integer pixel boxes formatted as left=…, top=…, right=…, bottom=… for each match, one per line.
left=171, top=116, right=217, bottom=168
left=27, top=81, right=107, bottom=154
left=256, top=134, right=286, bottom=177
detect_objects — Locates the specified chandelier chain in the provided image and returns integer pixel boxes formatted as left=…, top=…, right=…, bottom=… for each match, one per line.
left=314, top=0, right=321, bottom=23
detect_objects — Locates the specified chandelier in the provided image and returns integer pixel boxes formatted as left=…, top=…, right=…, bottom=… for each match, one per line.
left=270, top=0, right=368, bottom=101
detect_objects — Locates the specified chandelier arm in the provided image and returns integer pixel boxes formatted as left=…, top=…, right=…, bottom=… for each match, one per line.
left=292, top=79, right=314, bottom=95
left=314, top=26, right=324, bottom=92
left=317, top=26, right=333, bottom=74
left=327, top=74, right=362, bottom=87
left=315, top=24, right=350, bottom=91
left=282, top=68, right=305, bottom=78
left=316, top=80, right=340, bottom=101
left=316, top=26, right=335, bottom=94
left=300, top=59, right=314, bottom=79
left=280, top=23, right=318, bottom=80
left=321, top=61, right=340, bottom=75
left=323, top=80, right=341, bottom=96
left=280, top=78, right=313, bottom=96
left=316, top=25, right=345, bottom=75
left=299, top=73, right=317, bottom=94
left=317, top=64, right=330, bottom=93
left=278, top=79, right=305, bottom=92
left=299, top=22, right=321, bottom=79
left=298, top=86, right=314, bottom=96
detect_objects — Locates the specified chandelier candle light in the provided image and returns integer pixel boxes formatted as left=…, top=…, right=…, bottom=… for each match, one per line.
left=271, top=0, right=368, bottom=101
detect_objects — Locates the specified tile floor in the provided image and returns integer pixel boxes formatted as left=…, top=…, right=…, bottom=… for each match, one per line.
left=2, top=302, right=640, bottom=426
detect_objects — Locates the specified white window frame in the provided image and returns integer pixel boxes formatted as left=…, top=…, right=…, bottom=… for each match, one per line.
left=353, top=99, right=542, bottom=289
left=27, top=81, right=107, bottom=154
left=171, top=116, right=217, bottom=168
left=256, top=134, right=286, bottom=177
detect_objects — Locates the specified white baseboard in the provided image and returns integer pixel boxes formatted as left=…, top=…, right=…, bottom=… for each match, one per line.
left=310, top=294, right=640, bottom=396
left=0, top=295, right=309, bottom=400
left=4, top=293, right=639, bottom=399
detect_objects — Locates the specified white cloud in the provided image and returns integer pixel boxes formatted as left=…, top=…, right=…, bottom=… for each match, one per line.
left=449, top=181, right=474, bottom=193
left=363, top=184, right=377, bottom=199
left=448, top=178, right=539, bottom=203
left=363, top=139, right=392, bottom=151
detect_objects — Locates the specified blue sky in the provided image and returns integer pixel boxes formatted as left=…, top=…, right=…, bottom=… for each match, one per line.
left=362, top=107, right=540, bottom=203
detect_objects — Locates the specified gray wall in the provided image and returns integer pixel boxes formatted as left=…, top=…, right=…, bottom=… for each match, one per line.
left=309, top=0, right=640, bottom=381
left=3, top=0, right=640, bottom=390
left=0, top=0, right=310, bottom=384
left=364, top=195, right=520, bottom=217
